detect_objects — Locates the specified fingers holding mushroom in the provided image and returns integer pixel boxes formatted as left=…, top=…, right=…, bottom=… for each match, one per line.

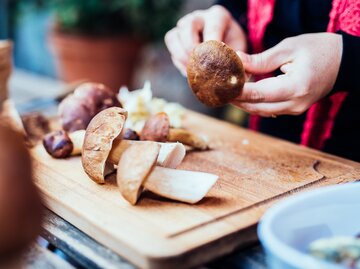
left=140, top=112, right=209, bottom=150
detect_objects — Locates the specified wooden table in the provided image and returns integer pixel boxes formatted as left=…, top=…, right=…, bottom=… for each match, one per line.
left=11, top=70, right=267, bottom=269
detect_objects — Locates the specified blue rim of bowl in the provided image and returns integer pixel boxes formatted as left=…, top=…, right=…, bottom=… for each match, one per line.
left=258, top=182, right=359, bottom=269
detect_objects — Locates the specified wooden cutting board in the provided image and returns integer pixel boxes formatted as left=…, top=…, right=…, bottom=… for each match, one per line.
left=31, top=111, right=360, bottom=269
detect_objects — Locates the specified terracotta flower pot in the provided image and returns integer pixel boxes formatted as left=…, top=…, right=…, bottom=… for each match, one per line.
left=0, top=40, right=12, bottom=104
left=49, top=31, right=144, bottom=91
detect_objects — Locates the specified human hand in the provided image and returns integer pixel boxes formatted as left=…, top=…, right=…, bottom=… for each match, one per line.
left=232, top=33, right=343, bottom=117
left=165, top=5, right=247, bottom=76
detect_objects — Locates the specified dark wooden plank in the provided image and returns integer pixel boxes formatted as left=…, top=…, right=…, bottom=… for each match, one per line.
left=23, top=243, right=75, bottom=269
left=41, top=209, right=137, bottom=269
left=208, top=245, right=267, bottom=269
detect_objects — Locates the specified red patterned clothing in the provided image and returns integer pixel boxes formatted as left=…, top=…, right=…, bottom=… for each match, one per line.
left=218, top=0, right=360, bottom=161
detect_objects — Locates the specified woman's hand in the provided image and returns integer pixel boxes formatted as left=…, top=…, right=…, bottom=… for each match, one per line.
left=232, top=33, right=343, bottom=117
left=165, top=5, right=247, bottom=76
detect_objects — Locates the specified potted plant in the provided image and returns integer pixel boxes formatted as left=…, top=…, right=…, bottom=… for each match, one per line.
left=48, top=0, right=182, bottom=91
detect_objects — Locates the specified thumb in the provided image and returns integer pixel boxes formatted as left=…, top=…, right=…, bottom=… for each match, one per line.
left=202, top=6, right=231, bottom=41
left=237, top=43, right=290, bottom=75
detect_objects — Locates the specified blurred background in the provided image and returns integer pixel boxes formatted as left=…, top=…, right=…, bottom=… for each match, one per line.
left=0, top=0, right=246, bottom=124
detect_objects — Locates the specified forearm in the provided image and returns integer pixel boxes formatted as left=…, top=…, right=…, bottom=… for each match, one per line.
left=332, top=31, right=360, bottom=93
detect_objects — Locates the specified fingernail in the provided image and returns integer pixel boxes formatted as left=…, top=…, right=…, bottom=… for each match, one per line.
left=181, top=69, right=187, bottom=77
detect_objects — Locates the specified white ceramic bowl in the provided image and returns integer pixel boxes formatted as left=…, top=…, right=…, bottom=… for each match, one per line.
left=258, top=182, right=360, bottom=269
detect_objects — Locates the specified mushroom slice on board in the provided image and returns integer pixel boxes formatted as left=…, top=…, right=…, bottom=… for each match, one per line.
left=157, top=142, right=185, bottom=168
left=110, top=139, right=185, bottom=170
left=116, top=143, right=218, bottom=205
left=146, top=167, right=218, bottom=204
left=81, top=107, right=186, bottom=184
left=117, top=143, right=160, bottom=205
left=140, top=112, right=209, bottom=150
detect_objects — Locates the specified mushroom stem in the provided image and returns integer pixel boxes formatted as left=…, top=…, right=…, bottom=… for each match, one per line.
left=144, top=167, right=218, bottom=204
left=140, top=112, right=209, bottom=150
left=168, top=128, right=209, bottom=150
left=68, top=130, right=86, bottom=155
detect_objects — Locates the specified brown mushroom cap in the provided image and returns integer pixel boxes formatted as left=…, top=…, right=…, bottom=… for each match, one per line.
left=0, top=123, right=42, bottom=261
left=117, top=143, right=160, bottom=205
left=187, top=40, right=245, bottom=107
left=43, top=130, right=74, bottom=158
left=59, top=82, right=122, bottom=132
left=82, top=107, right=127, bottom=184
left=140, top=112, right=170, bottom=142
left=122, top=128, right=140, bottom=141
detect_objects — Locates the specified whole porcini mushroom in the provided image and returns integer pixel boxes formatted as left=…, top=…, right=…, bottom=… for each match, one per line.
left=187, top=40, right=245, bottom=107
left=82, top=107, right=128, bottom=184
left=0, top=123, right=42, bottom=263
left=59, top=82, right=121, bottom=132
left=43, top=130, right=84, bottom=158
left=81, top=107, right=186, bottom=184
left=140, top=112, right=209, bottom=150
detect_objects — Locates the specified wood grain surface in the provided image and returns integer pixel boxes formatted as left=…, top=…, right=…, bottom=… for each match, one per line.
left=31, top=111, right=360, bottom=269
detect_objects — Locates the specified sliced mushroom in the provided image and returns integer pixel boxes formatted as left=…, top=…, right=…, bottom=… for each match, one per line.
left=109, top=139, right=185, bottom=169
left=117, top=143, right=160, bottom=205
left=145, top=167, right=218, bottom=204
left=117, top=143, right=218, bottom=205
left=81, top=107, right=186, bottom=184
left=140, top=112, right=209, bottom=150
left=157, top=142, right=186, bottom=168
